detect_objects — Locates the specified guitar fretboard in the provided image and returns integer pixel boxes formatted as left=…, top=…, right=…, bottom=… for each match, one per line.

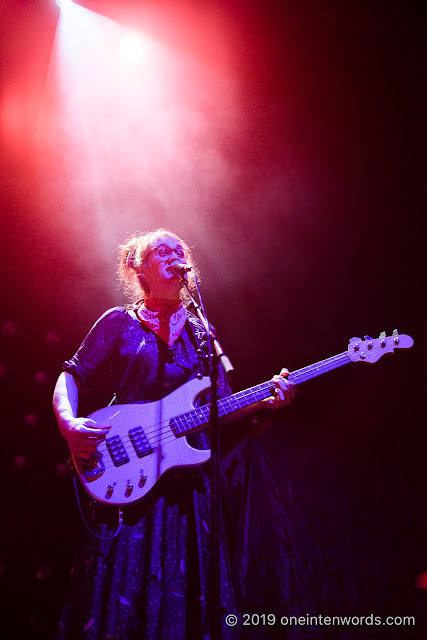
left=170, top=351, right=352, bottom=437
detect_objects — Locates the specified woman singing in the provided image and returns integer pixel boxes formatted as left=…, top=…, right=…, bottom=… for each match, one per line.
left=53, top=228, right=294, bottom=640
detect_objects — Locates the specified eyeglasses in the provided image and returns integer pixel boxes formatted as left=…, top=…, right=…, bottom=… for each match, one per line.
left=147, top=244, right=188, bottom=260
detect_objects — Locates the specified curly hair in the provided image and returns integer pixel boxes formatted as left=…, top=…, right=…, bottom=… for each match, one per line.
left=117, top=229, right=199, bottom=305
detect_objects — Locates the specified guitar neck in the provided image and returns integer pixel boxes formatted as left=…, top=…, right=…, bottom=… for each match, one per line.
left=171, top=351, right=352, bottom=437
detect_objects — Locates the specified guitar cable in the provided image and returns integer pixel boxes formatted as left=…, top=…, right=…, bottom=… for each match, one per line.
left=73, top=476, right=123, bottom=541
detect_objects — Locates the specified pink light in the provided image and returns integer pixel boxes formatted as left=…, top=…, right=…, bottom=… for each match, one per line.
left=34, top=0, right=244, bottom=297
left=119, top=33, right=146, bottom=64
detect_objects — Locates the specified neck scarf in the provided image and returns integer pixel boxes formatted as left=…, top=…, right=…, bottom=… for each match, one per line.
left=137, top=297, right=187, bottom=346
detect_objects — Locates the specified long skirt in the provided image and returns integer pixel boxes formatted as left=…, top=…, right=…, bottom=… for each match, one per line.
left=57, top=468, right=236, bottom=640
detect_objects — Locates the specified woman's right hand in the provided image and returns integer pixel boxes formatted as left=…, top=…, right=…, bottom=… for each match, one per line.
left=59, top=417, right=111, bottom=460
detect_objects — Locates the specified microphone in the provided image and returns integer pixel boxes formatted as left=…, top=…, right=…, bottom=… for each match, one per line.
left=170, top=263, right=192, bottom=276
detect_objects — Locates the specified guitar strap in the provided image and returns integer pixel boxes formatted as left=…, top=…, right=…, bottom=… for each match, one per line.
left=107, top=309, right=154, bottom=406
left=185, top=312, right=209, bottom=358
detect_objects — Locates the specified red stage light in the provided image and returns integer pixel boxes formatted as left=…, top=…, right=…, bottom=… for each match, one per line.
left=416, top=572, right=427, bottom=589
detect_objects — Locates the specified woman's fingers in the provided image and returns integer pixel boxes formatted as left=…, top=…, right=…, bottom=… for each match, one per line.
left=264, top=367, right=296, bottom=408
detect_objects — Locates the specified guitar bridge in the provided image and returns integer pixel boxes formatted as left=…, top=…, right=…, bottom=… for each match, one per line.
left=80, top=451, right=105, bottom=481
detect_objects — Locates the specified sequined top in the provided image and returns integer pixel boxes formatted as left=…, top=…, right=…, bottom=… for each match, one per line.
left=63, top=306, right=210, bottom=404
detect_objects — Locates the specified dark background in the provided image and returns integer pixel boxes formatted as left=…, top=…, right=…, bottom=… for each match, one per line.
left=0, top=0, right=425, bottom=638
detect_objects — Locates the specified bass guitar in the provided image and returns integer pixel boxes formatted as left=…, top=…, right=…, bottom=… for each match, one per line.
left=73, top=331, right=413, bottom=505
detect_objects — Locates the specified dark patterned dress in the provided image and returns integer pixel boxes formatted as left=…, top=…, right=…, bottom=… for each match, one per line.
left=57, top=307, right=236, bottom=640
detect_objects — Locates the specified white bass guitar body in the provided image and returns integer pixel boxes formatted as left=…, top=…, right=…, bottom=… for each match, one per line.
left=72, top=376, right=212, bottom=506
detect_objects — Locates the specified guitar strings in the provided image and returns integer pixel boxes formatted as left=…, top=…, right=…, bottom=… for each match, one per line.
left=96, top=351, right=353, bottom=468
left=92, top=350, right=357, bottom=471
left=95, top=382, right=281, bottom=470
left=106, top=351, right=351, bottom=443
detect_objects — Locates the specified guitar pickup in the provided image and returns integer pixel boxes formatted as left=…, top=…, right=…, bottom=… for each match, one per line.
left=106, top=435, right=129, bottom=467
left=129, top=426, right=153, bottom=458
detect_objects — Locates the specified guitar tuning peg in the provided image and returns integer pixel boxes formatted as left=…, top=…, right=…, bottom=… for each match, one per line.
left=392, top=329, right=398, bottom=335
left=379, top=331, right=386, bottom=338
left=349, top=337, right=362, bottom=343
left=364, top=335, right=373, bottom=341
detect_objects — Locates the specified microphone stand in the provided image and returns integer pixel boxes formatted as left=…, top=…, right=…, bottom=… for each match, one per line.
left=180, top=276, right=234, bottom=640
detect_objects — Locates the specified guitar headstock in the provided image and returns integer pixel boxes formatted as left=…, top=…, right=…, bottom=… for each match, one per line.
left=347, top=330, right=414, bottom=364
